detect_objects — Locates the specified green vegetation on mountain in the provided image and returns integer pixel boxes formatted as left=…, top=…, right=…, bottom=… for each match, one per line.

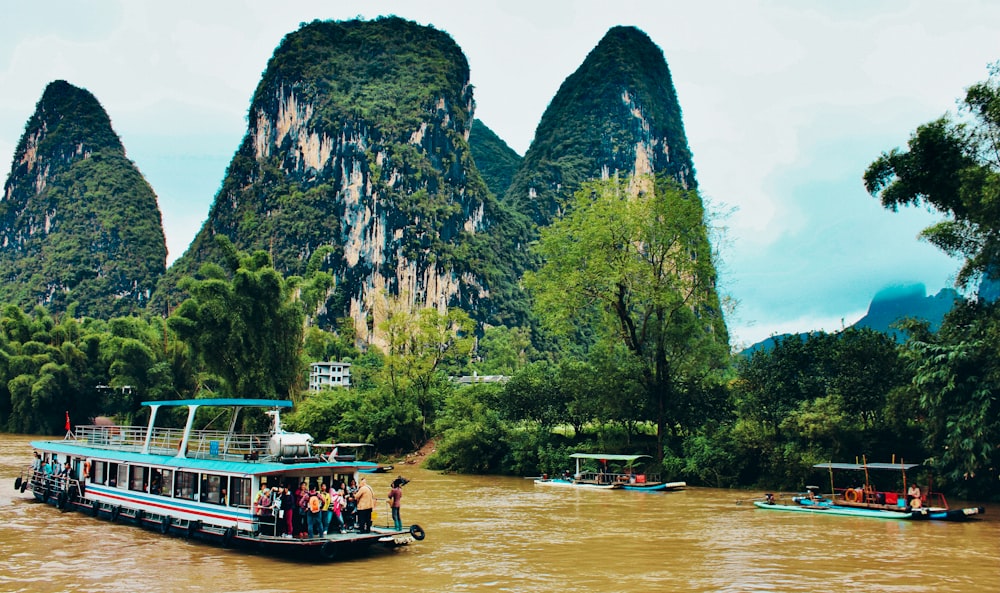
left=468, top=118, right=522, bottom=198
left=503, top=26, right=696, bottom=228
left=0, top=80, right=166, bottom=318
left=158, top=17, right=528, bottom=330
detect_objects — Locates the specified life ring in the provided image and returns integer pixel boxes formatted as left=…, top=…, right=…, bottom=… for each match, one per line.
left=20, top=480, right=27, bottom=493
left=83, top=461, right=91, bottom=476
left=110, top=505, right=121, bottom=522
left=222, top=527, right=235, bottom=548
left=320, top=541, right=337, bottom=561
left=845, top=489, right=859, bottom=502
left=159, top=516, right=171, bottom=535
left=409, top=524, right=426, bottom=541
left=14, top=477, right=22, bottom=491
left=910, top=498, right=922, bottom=509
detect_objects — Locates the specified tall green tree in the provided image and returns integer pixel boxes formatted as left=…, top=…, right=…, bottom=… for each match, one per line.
left=900, top=301, right=1000, bottom=498
left=864, top=62, right=1000, bottom=288
left=865, top=64, right=1000, bottom=498
left=525, top=175, right=730, bottom=459
left=379, top=294, right=475, bottom=441
left=169, top=237, right=304, bottom=399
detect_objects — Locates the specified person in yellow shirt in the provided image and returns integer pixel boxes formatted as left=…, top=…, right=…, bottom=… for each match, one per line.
left=319, top=483, right=333, bottom=535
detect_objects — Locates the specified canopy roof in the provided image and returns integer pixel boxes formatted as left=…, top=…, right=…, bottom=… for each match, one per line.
left=813, top=462, right=919, bottom=471
left=570, top=453, right=652, bottom=463
left=141, top=398, right=293, bottom=408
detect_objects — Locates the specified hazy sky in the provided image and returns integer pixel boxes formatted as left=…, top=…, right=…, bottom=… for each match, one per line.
left=2, top=1, right=999, bottom=347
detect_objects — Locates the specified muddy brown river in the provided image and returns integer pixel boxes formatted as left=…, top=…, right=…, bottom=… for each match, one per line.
left=1, top=434, right=997, bottom=592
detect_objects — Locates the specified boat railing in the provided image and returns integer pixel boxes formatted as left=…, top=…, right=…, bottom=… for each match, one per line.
left=74, top=424, right=273, bottom=461
left=576, top=471, right=662, bottom=485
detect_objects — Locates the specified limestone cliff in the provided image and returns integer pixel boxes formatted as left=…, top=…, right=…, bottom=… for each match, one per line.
left=504, top=26, right=697, bottom=227
left=0, top=80, right=166, bottom=317
left=158, top=17, right=526, bottom=343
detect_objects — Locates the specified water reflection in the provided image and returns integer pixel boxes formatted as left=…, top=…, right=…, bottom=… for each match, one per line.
left=1, top=434, right=996, bottom=593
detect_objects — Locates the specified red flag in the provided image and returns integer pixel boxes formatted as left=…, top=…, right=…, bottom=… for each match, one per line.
left=65, top=411, right=70, bottom=431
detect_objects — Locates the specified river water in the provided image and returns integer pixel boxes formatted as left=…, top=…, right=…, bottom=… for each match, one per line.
left=1, top=434, right=997, bottom=592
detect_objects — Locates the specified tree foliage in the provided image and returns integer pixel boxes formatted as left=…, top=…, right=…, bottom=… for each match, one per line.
left=525, top=175, right=729, bottom=458
left=168, top=236, right=304, bottom=399
left=864, top=62, right=1000, bottom=288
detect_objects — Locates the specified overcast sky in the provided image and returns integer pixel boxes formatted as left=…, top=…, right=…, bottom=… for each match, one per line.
left=2, top=1, right=999, bottom=347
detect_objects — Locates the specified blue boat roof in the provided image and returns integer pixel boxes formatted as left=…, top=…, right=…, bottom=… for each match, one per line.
left=140, top=398, right=293, bottom=408
left=31, top=439, right=377, bottom=476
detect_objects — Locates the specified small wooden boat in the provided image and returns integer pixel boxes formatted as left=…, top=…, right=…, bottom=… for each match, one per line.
left=533, top=453, right=685, bottom=492
left=15, top=398, right=426, bottom=561
left=753, top=460, right=984, bottom=522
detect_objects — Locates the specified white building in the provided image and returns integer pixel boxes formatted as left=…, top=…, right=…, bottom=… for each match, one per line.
left=309, top=361, right=352, bottom=391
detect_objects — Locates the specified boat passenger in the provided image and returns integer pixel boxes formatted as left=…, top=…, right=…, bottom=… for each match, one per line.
left=907, top=484, right=922, bottom=507
left=388, top=478, right=404, bottom=531
left=329, top=487, right=346, bottom=533
left=296, top=482, right=309, bottom=537
left=355, top=477, right=376, bottom=533
left=344, top=478, right=358, bottom=529
left=279, top=485, right=295, bottom=538
left=306, top=485, right=323, bottom=538
left=319, top=483, right=333, bottom=535
left=254, top=484, right=272, bottom=516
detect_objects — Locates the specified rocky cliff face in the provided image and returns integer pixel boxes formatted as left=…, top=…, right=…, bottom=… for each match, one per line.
left=159, top=17, right=525, bottom=344
left=504, top=26, right=698, bottom=227
left=0, top=80, right=166, bottom=317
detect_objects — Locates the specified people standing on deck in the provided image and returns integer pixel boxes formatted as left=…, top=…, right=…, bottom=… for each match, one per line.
left=907, top=484, right=923, bottom=508
left=31, top=452, right=41, bottom=476
left=329, top=485, right=346, bottom=533
left=319, top=483, right=333, bottom=536
left=280, top=485, right=295, bottom=538
left=354, top=476, right=376, bottom=533
left=306, top=484, right=323, bottom=538
left=254, top=484, right=272, bottom=516
left=388, top=478, right=404, bottom=530
left=344, top=478, right=358, bottom=529
left=296, top=481, right=310, bottom=537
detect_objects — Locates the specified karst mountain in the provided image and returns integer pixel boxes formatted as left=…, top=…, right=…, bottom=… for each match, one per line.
left=0, top=80, right=166, bottom=318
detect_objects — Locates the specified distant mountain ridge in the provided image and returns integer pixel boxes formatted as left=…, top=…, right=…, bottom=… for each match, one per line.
left=0, top=80, right=166, bottom=317
left=741, top=284, right=960, bottom=355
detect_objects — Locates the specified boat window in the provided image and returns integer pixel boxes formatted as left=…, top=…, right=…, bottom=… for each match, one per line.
left=159, top=469, right=173, bottom=497
left=201, top=473, right=225, bottom=504
left=129, top=466, right=147, bottom=492
left=149, top=469, right=163, bottom=495
left=93, top=460, right=106, bottom=485
left=106, top=462, right=120, bottom=487
left=175, top=471, right=198, bottom=501
left=117, top=464, right=128, bottom=489
left=231, top=477, right=251, bottom=508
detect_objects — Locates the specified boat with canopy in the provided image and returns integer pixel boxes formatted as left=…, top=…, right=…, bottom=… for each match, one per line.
left=754, top=459, right=984, bottom=521
left=14, top=398, right=426, bottom=560
left=534, top=453, right=686, bottom=491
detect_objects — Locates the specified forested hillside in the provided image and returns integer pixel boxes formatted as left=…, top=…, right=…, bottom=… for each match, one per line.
left=0, top=80, right=166, bottom=318
left=155, top=17, right=530, bottom=340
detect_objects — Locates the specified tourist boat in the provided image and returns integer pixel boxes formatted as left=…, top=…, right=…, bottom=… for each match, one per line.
left=534, top=453, right=686, bottom=492
left=753, top=460, right=984, bottom=521
left=13, top=398, right=426, bottom=560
